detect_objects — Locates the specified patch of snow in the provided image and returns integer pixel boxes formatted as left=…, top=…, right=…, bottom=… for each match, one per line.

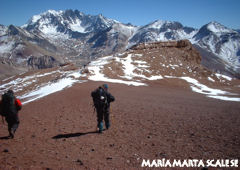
left=219, top=40, right=240, bottom=65
left=0, top=35, right=8, bottom=41
left=20, top=77, right=82, bottom=104
left=207, top=36, right=216, bottom=53
left=207, top=95, right=240, bottom=102
left=133, top=60, right=147, bottom=64
left=21, top=24, right=28, bottom=28
left=215, top=73, right=232, bottom=81
left=148, top=75, right=163, bottom=80
left=207, top=22, right=231, bottom=34
left=88, top=65, right=146, bottom=86
left=0, top=41, right=14, bottom=54
left=68, top=71, right=81, bottom=79
left=32, top=15, right=41, bottom=23
left=134, top=54, right=143, bottom=57
left=169, top=64, right=179, bottom=67
left=179, top=77, right=239, bottom=102
left=2, top=76, right=15, bottom=82
left=180, top=77, right=227, bottom=95
left=46, top=10, right=63, bottom=16
left=150, top=20, right=168, bottom=29
left=69, top=19, right=87, bottom=33
left=88, top=55, right=146, bottom=86
left=189, top=37, right=198, bottom=44
left=118, top=54, right=137, bottom=79
left=41, top=24, right=58, bottom=35
left=0, top=26, right=7, bottom=36
left=163, top=76, right=239, bottom=102
left=208, top=77, right=215, bottom=82
left=16, top=57, right=27, bottom=64
left=0, top=70, right=61, bottom=94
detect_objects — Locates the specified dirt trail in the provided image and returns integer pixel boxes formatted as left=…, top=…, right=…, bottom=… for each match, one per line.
left=0, top=81, right=240, bottom=169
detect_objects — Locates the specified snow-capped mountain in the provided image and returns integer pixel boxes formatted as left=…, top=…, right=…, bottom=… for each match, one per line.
left=0, top=23, right=65, bottom=80
left=21, top=9, right=138, bottom=62
left=192, top=22, right=240, bottom=73
left=1, top=9, right=240, bottom=79
left=128, top=20, right=197, bottom=46
left=0, top=24, right=60, bottom=63
left=23, top=9, right=117, bottom=37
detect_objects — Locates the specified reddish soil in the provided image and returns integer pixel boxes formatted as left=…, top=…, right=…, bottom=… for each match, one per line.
left=0, top=80, right=240, bottom=169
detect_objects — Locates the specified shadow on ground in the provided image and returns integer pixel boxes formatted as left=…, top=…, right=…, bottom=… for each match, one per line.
left=52, top=130, right=102, bottom=139
left=0, top=136, right=11, bottom=140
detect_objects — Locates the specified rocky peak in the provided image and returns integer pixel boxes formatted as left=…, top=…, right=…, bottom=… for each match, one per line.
left=194, top=21, right=236, bottom=40
left=142, top=20, right=184, bottom=31
left=129, top=20, right=197, bottom=47
left=206, top=21, right=234, bottom=34
left=7, top=25, right=20, bottom=35
left=22, top=9, right=117, bottom=37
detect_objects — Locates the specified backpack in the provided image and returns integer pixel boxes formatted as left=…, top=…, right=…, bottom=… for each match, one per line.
left=91, top=87, right=108, bottom=108
left=1, top=91, right=17, bottom=117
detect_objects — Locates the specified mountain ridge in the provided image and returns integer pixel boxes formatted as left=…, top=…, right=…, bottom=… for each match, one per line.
left=0, top=9, right=239, bottom=79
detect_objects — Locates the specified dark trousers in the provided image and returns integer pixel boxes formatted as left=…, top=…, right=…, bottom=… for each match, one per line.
left=6, top=115, right=19, bottom=135
left=8, top=122, right=19, bottom=134
left=96, top=107, right=110, bottom=130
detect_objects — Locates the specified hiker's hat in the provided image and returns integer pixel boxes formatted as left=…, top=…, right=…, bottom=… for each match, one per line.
left=103, top=84, right=108, bottom=89
left=7, top=90, right=14, bottom=94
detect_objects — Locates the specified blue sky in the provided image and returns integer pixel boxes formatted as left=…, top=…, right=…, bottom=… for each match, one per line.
left=0, top=0, right=239, bottom=29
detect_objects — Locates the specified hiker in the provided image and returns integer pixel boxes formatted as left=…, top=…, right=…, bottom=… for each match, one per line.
left=91, top=84, right=115, bottom=133
left=0, top=90, right=22, bottom=138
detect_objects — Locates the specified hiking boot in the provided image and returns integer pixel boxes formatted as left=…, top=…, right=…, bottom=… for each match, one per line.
left=97, top=122, right=103, bottom=133
left=10, top=128, right=16, bottom=139
left=9, top=131, right=14, bottom=139
left=106, top=123, right=110, bottom=130
left=96, top=127, right=102, bottom=133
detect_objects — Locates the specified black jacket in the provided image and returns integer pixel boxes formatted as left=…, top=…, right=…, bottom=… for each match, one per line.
left=91, top=87, right=115, bottom=109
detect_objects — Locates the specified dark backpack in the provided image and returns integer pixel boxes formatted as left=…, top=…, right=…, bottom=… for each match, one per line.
left=1, top=91, right=17, bottom=117
left=91, top=87, right=108, bottom=108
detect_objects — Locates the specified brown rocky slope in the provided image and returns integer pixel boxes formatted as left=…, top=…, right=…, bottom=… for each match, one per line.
left=0, top=80, right=240, bottom=169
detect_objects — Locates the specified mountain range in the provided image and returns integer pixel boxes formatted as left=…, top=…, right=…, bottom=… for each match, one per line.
left=0, top=9, right=240, bottom=79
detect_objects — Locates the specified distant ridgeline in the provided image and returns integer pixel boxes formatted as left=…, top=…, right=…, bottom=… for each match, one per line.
left=0, top=9, right=240, bottom=79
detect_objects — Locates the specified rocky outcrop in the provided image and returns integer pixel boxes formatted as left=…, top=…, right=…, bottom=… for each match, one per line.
left=27, top=55, right=60, bottom=69
left=130, top=40, right=202, bottom=64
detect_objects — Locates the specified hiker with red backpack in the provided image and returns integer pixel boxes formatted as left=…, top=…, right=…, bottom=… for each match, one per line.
left=0, top=90, right=22, bottom=138
left=91, top=84, right=115, bottom=133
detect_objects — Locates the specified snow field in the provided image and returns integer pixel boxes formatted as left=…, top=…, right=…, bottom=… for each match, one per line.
left=1, top=53, right=239, bottom=104
left=88, top=54, right=240, bottom=102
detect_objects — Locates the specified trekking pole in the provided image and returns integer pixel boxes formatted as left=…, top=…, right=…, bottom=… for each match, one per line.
left=91, top=102, right=96, bottom=115
left=110, top=105, right=114, bottom=128
left=1, top=116, right=4, bottom=124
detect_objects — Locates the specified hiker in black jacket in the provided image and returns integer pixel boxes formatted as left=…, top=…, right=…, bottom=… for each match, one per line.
left=0, top=90, right=22, bottom=138
left=91, top=84, right=115, bottom=133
